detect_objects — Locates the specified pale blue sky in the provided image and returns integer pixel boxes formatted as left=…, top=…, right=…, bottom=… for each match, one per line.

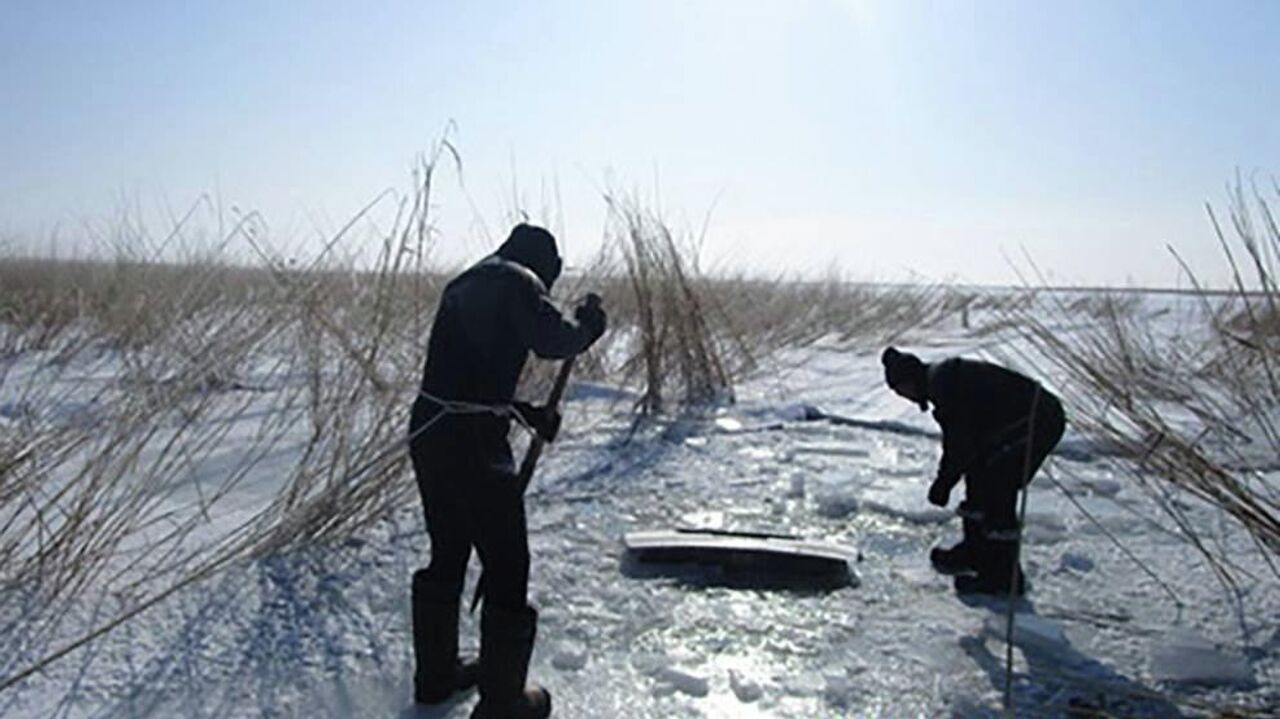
left=2, top=1, right=1277, bottom=286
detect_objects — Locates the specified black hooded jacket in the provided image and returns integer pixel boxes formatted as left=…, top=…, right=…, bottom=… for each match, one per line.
left=416, top=227, right=597, bottom=413
left=927, top=358, right=1064, bottom=488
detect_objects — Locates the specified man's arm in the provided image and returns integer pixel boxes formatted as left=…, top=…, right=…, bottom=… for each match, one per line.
left=935, top=414, right=977, bottom=489
left=515, top=284, right=606, bottom=360
left=928, top=360, right=978, bottom=505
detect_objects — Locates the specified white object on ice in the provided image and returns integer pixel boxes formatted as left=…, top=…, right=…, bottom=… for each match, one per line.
left=623, top=529, right=859, bottom=583
left=1148, top=629, right=1254, bottom=686
left=714, top=416, right=745, bottom=433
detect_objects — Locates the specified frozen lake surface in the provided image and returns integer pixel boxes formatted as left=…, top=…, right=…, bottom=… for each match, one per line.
left=0, top=297, right=1277, bottom=718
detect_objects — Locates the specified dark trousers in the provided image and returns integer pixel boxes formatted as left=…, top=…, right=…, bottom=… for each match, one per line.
left=410, top=405, right=530, bottom=611
left=962, top=396, right=1066, bottom=534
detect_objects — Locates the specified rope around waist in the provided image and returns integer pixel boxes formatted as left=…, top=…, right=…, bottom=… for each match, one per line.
left=413, top=390, right=536, bottom=439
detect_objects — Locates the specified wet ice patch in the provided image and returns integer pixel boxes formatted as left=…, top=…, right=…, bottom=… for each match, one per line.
left=1148, top=629, right=1254, bottom=686
left=983, top=613, right=1069, bottom=653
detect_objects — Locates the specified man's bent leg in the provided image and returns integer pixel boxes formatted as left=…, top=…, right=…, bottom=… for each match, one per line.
left=955, top=459, right=1025, bottom=596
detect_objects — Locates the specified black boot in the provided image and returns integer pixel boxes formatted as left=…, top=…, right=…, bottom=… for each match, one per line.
left=930, top=513, right=983, bottom=575
left=413, top=570, right=479, bottom=705
left=470, top=605, right=552, bottom=719
left=953, top=535, right=1026, bottom=597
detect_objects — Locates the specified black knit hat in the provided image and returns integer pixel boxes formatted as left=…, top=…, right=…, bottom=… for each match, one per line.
left=881, top=347, right=925, bottom=390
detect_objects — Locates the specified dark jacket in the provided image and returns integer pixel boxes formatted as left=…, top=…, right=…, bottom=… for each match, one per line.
left=926, top=358, right=1063, bottom=489
left=416, top=234, right=597, bottom=419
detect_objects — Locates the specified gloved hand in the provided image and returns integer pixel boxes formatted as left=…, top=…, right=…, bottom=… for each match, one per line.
left=575, top=293, right=607, bottom=344
left=927, top=478, right=952, bottom=507
left=514, top=402, right=562, bottom=443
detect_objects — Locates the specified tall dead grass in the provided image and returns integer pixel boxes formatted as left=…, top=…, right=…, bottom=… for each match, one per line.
left=0, top=160, right=965, bottom=691
left=599, top=195, right=732, bottom=413
left=1007, top=180, right=1280, bottom=587
left=566, top=194, right=965, bottom=415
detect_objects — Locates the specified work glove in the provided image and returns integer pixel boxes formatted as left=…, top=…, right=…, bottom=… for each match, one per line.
left=514, top=402, right=562, bottom=443
left=575, top=293, right=607, bottom=345
left=927, top=478, right=952, bottom=508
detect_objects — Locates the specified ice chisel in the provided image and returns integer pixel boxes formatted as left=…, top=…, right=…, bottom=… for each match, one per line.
left=470, top=295, right=595, bottom=613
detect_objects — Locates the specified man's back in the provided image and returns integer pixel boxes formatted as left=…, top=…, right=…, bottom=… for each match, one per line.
left=928, top=357, right=1049, bottom=436
left=420, top=257, right=542, bottom=406
left=419, top=248, right=599, bottom=407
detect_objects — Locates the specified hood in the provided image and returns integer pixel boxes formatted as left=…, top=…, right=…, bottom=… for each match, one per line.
left=495, top=223, right=562, bottom=290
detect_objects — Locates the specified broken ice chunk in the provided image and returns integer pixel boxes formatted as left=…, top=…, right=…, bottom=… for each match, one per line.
left=729, top=670, right=763, bottom=703
left=653, top=667, right=710, bottom=697
left=551, top=641, right=588, bottom=671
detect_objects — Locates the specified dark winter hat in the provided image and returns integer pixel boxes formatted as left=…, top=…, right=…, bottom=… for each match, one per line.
left=881, top=347, right=925, bottom=390
left=497, top=223, right=563, bottom=289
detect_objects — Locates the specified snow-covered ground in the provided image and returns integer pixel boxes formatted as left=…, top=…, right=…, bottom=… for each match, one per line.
left=1, top=296, right=1277, bottom=718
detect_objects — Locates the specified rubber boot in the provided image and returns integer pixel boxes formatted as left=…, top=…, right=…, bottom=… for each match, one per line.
left=413, top=570, right=479, bottom=705
left=470, top=605, right=552, bottom=719
left=953, top=535, right=1026, bottom=597
left=930, top=513, right=983, bottom=575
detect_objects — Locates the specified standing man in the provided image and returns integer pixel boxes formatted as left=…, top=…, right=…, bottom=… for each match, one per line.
left=881, top=347, right=1065, bottom=596
left=410, top=224, right=606, bottom=718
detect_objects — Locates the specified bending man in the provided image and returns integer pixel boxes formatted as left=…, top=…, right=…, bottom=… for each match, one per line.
left=882, top=347, right=1065, bottom=596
